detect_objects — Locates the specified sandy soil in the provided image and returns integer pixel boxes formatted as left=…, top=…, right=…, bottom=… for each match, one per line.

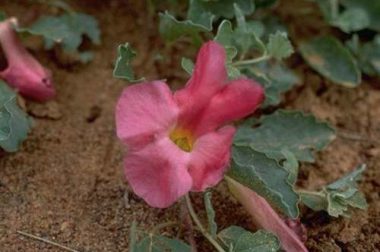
left=0, top=0, right=379, bottom=251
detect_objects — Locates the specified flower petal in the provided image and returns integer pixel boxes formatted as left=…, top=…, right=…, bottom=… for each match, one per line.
left=189, top=126, right=235, bottom=191
left=115, top=81, right=179, bottom=151
left=124, top=137, right=192, bottom=208
left=194, top=78, right=264, bottom=135
left=174, top=41, right=227, bottom=129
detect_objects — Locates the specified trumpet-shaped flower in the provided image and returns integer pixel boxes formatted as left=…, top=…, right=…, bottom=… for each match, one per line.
left=0, top=18, right=55, bottom=101
left=116, top=41, right=264, bottom=208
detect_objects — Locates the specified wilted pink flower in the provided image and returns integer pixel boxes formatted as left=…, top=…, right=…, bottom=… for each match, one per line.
left=227, top=178, right=308, bottom=252
left=0, top=18, right=55, bottom=101
left=116, top=41, right=263, bottom=208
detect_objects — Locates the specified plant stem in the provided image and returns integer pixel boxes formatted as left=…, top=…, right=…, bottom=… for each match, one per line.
left=184, top=195, right=225, bottom=252
left=233, top=54, right=271, bottom=67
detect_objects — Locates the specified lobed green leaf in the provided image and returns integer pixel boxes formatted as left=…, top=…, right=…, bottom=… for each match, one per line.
left=218, top=226, right=280, bottom=252
left=129, top=221, right=191, bottom=252
left=159, top=11, right=211, bottom=44
left=0, top=81, right=32, bottom=152
left=244, top=62, right=300, bottom=107
left=266, top=31, right=293, bottom=60
left=228, top=145, right=300, bottom=218
left=18, top=13, right=100, bottom=62
left=234, top=110, right=336, bottom=162
left=113, top=43, right=143, bottom=82
left=133, top=235, right=191, bottom=252
left=300, top=164, right=368, bottom=217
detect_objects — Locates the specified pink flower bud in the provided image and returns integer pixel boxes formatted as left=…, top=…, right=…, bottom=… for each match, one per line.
left=0, top=18, right=55, bottom=102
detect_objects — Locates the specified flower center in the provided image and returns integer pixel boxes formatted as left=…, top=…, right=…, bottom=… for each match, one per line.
left=170, top=128, right=194, bottom=152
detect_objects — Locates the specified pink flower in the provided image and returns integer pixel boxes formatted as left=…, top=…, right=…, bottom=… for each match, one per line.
left=0, top=18, right=55, bottom=102
left=115, top=41, right=264, bottom=208
left=227, top=178, right=308, bottom=252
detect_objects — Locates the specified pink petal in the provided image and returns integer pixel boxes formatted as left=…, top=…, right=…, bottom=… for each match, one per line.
left=115, top=81, right=179, bottom=151
left=194, top=78, right=264, bottom=135
left=227, top=178, right=308, bottom=252
left=174, top=41, right=227, bottom=129
left=124, top=137, right=192, bottom=208
left=189, top=126, right=235, bottom=191
left=0, top=18, right=55, bottom=102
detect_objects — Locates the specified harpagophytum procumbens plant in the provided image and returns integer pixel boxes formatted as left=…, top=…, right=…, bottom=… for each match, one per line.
left=113, top=1, right=369, bottom=251
left=116, top=41, right=307, bottom=251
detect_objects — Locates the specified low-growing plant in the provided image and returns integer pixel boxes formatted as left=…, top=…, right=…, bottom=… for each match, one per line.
left=113, top=1, right=370, bottom=251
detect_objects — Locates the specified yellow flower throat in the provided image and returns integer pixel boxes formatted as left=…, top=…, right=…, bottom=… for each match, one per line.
left=169, top=128, right=194, bottom=152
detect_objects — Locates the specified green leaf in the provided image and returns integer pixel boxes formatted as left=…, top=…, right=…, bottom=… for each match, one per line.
left=234, top=110, right=336, bottom=162
left=62, top=13, right=100, bottom=49
left=187, top=0, right=215, bottom=30
left=218, top=226, right=280, bottom=252
left=113, top=43, right=143, bottom=82
left=130, top=221, right=191, bottom=252
left=281, top=149, right=299, bottom=185
left=228, top=145, right=300, bottom=218
left=232, top=5, right=265, bottom=55
left=213, top=20, right=243, bottom=79
left=299, top=36, right=361, bottom=87
left=347, top=35, right=380, bottom=77
left=299, top=191, right=327, bottom=212
left=341, top=0, right=380, bottom=32
left=181, top=57, right=194, bottom=75
left=360, top=40, right=380, bottom=77
left=332, top=8, right=370, bottom=33
left=159, top=11, right=211, bottom=44
left=204, top=192, right=217, bottom=238
left=225, top=47, right=241, bottom=79
left=266, top=31, right=294, bottom=60
left=188, top=0, right=255, bottom=20
left=300, top=164, right=367, bottom=217
left=214, top=20, right=234, bottom=47
left=18, top=13, right=100, bottom=62
left=313, top=0, right=371, bottom=32
left=327, top=164, right=366, bottom=190
left=244, top=63, right=300, bottom=107
left=134, top=234, right=191, bottom=252
left=0, top=81, right=32, bottom=152
left=18, top=16, right=70, bottom=47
